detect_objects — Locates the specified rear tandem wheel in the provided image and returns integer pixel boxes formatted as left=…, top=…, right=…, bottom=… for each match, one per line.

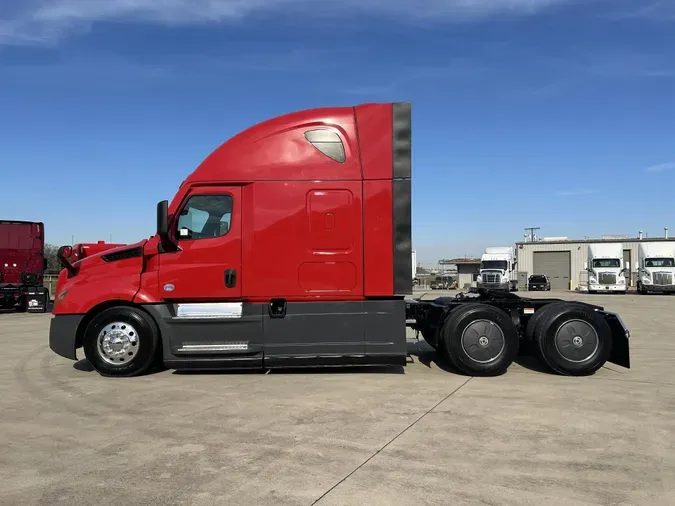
left=439, top=303, right=519, bottom=376
left=530, top=303, right=613, bottom=376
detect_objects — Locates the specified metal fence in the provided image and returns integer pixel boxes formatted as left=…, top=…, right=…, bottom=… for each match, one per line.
left=43, top=273, right=59, bottom=300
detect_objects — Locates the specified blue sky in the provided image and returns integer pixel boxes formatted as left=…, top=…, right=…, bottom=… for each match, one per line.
left=1, top=0, right=673, bottom=264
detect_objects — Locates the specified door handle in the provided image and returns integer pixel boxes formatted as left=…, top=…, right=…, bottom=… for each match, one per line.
left=224, top=269, right=237, bottom=288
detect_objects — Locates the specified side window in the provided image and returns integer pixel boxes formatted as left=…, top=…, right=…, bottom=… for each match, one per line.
left=304, top=129, right=346, bottom=163
left=176, top=194, right=233, bottom=240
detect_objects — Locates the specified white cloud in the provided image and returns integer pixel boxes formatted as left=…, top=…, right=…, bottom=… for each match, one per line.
left=556, top=189, right=598, bottom=196
left=1, top=0, right=574, bottom=45
left=644, top=162, right=675, bottom=173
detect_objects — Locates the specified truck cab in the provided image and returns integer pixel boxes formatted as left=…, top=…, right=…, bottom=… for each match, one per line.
left=637, top=242, right=675, bottom=294
left=49, top=102, right=413, bottom=376
left=586, top=243, right=627, bottom=294
left=476, top=247, right=518, bottom=292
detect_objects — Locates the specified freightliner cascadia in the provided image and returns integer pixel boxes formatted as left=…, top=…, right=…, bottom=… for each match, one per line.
left=49, top=102, right=630, bottom=377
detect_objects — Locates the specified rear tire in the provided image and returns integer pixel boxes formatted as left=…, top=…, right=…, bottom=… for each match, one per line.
left=440, top=304, right=519, bottom=376
left=524, top=302, right=569, bottom=343
left=533, top=303, right=612, bottom=376
left=83, top=306, right=161, bottom=377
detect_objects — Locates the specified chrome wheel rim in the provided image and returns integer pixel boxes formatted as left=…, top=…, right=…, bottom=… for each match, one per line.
left=97, top=321, right=139, bottom=365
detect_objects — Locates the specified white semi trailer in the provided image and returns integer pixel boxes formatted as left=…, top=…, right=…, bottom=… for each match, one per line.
left=637, top=243, right=675, bottom=294
left=476, top=246, right=518, bottom=291
left=586, top=243, right=627, bottom=294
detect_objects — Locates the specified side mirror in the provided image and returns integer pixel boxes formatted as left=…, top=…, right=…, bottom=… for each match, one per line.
left=43, top=258, right=48, bottom=271
left=635, top=261, right=639, bottom=270
left=625, top=261, right=630, bottom=270
left=583, top=262, right=588, bottom=270
left=157, top=200, right=168, bottom=237
left=157, top=200, right=177, bottom=252
left=56, top=245, right=76, bottom=276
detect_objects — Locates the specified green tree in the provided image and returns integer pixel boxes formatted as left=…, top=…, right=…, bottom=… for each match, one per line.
left=44, top=244, right=61, bottom=272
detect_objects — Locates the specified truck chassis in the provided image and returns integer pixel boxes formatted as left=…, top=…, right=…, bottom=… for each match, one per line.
left=50, top=288, right=630, bottom=378
left=406, top=288, right=629, bottom=376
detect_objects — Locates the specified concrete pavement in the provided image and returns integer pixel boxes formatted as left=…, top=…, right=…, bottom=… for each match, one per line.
left=1, top=291, right=673, bottom=505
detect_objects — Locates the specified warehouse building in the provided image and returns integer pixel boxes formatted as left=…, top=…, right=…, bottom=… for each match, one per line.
left=516, top=234, right=675, bottom=290
left=447, top=257, right=481, bottom=289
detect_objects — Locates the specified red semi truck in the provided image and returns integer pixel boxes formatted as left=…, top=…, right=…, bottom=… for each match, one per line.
left=49, top=102, right=630, bottom=377
left=0, top=220, right=48, bottom=312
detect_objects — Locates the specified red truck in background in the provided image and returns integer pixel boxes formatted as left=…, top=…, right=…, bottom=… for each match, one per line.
left=0, top=220, right=48, bottom=312
left=48, top=102, right=631, bottom=378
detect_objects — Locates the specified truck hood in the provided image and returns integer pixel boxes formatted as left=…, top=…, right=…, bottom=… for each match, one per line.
left=644, top=267, right=675, bottom=273
left=72, top=240, right=146, bottom=270
left=53, top=240, right=148, bottom=313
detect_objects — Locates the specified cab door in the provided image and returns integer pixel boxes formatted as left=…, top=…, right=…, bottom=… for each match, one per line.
left=158, top=186, right=241, bottom=300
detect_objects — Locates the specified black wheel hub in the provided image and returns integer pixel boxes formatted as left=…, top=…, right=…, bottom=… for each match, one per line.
left=461, top=320, right=505, bottom=363
left=554, top=320, right=599, bottom=362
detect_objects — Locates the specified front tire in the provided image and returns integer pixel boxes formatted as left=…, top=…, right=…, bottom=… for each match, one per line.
left=440, top=304, right=519, bottom=376
left=533, top=303, right=612, bottom=376
left=83, top=306, right=160, bottom=377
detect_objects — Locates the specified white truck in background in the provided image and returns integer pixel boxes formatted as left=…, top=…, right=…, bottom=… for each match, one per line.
left=637, top=242, right=675, bottom=294
left=476, top=246, right=518, bottom=291
left=586, top=243, right=627, bottom=293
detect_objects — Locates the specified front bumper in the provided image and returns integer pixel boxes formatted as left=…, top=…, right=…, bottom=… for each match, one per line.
left=642, top=283, right=675, bottom=293
left=528, top=284, right=547, bottom=291
left=49, top=314, right=84, bottom=360
left=589, top=284, right=626, bottom=292
left=477, top=282, right=509, bottom=291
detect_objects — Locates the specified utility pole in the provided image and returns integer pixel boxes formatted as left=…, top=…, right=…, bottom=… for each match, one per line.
left=524, top=227, right=540, bottom=242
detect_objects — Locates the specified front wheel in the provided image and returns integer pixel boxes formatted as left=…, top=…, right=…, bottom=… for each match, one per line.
left=83, top=306, right=161, bottom=377
left=439, top=304, right=519, bottom=376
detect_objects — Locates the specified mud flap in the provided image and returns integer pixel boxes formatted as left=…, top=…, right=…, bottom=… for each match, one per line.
left=601, top=310, right=630, bottom=369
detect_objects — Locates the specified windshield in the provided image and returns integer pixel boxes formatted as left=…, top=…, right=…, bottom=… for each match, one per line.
left=592, top=259, right=621, bottom=268
left=530, top=275, right=547, bottom=282
left=645, top=257, right=675, bottom=268
left=481, top=260, right=507, bottom=270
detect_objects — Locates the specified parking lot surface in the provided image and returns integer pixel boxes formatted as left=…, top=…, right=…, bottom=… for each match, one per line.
left=1, top=290, right=674, bottom=505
